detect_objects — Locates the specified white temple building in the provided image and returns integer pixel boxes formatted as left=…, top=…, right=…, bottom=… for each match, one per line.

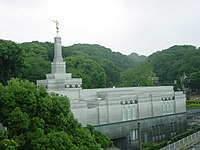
left=37, top=35, right=187, bottom=149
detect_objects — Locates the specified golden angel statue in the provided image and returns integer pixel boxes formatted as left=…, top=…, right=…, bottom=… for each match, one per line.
left=51, top=20, right=59, bottom=33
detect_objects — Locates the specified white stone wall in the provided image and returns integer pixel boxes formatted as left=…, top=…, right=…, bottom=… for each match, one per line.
left=51, top=86, right=186, bottom=126
left=99, top=106, right=109, bottom=124
left=175, top=92, right=186, bottom=113
left=138, top=94, right=152, bottom=118
left=87, top=108, right=98, bottom=125
left=152, top=94, right=162, bottom=116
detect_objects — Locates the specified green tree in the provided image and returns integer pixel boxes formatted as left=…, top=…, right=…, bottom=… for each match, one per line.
left=64, top=44, right=136, bottom=71
left=0, top=78, right=112, bottom=149
left=98, top=60, right=120, bottom=87
left=22, top=56, right=50, bottom=83
left=65, top=56, right=107, bottom=88
left=185, top=71, right=200, bottom=93
left=128, top=52, right=147, bottom=64
left=87, top=125, right=113, bottom=148
left=0, top=38, right=147, bottom=88
left=119, top=63, right=156, bottom=87
left=0, top=39, right=24, bottom=85
left=19, top=41, right=52, bottom=83
left=0, top=131, right=18, bottom=150
left=147, top=45, right=200, bottom=84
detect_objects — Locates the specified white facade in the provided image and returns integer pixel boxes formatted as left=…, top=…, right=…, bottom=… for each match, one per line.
left=54, top=87, right=186, bottom=126
left=37, top=36, right=186, bottom=127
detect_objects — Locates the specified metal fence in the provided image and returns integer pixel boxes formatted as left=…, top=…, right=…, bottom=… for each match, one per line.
left=159, top=131, right=200, bottom=150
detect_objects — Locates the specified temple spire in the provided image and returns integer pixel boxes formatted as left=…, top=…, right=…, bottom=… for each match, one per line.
left=53, top=36, right=63, bottom=62
left=50, top=20, right=65, bottom=73
left=36, top=21, right=82, bottom=91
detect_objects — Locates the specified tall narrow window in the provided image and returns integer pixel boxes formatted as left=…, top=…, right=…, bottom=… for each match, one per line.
left=170, top=122, right=173, bottom=136
left=162, top=124, right=165, bottom=139
left=170, top=101, right=174, bottom=113
left=127, top=106, right=131, bottom=120
left=166, top=102, right=169, bottom=114
left=130, top=129, right=138, bottom=141
left=132, top=106, right=136, bottom=119
left=122, top=106, right=126, bottom=121
left=174, top=122, right=176, bottom=135
left=163, top=103, right=166, bottom=115
left=152, top=126, right=155, bottom=140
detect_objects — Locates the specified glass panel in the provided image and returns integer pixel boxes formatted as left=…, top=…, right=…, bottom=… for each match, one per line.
left=130, top=129, right=138, bottom=140
left=127, top=106, right=131, bottom=120
left=132, top=106, right=136, bottom=119
left=122, top=106, right=126, bottom=121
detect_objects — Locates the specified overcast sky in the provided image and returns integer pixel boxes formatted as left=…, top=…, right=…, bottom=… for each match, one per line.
left=0, top=0, right=199, bottom=56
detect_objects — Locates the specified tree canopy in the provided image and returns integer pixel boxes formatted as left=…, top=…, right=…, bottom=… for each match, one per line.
left=147, top=45, right=200, bottom=92
left=148, top=45, right=200, bottom=82
left=0, top=38, right=148, bottom=88
left=119, top=63, right=156, bottom=87
left=65, top=56, right=107, bottom=88
left=17, top=41, right=146, bottom=88
left=0, top=78, right=113, bottom=149
left=0, top=39, right=24, bottom=85
left=2, top=38, right=200, bottom=92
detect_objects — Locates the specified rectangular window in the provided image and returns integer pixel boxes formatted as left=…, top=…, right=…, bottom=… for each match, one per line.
left=130, top=129, right=138, bottom=141
left=170, top=101, right=174, bottom=113
left=122, top=106, right=126, bottom=121
left=132, top=106, right=136, bottom=119
left=152, top=126, right=155, bottom=140
left=163, top=101, right=174, bottom=115
left=166, top=102, right=170, bottom=114
left=163, top=103, right=166, bottom=115
left=127, top=106, right=131, bottom=120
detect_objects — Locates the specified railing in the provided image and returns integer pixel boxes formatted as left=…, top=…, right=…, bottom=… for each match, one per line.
left=159, top=131, right=200, bottom=150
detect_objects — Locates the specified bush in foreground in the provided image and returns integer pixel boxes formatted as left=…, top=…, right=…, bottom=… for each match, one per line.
left=0, top=78, right=112, bottom=149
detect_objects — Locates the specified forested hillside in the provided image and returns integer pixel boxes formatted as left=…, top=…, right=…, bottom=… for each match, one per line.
left=2, top=38, right=200, bottom=92
left=0, top=39, right=148, bottom=88
left=147, top=45, right=200, bottom=92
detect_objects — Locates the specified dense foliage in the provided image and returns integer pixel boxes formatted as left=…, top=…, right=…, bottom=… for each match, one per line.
left=0, top=40, right=24, bottom=85
left=0, top=39, right=147, bottom=88
left=0, top=78, right=113, bottom=149
left=65, top=56, right=107, bottom=88
left=185, top=71, right=200, bottom=92
left=127, top=52, right=146, bottom=64
left=19, top=41, right=52, bottom=83
left=148, top=45, right=200, bottom=92
left=2, top=38, right=200, bottom=92
left=63, top=44, right=147, bottom=87
left=119, top=63, right=155, bottom=87
left=142, top=125, right=200, bottom=150
left=186, top=100, right=200, bottom=108
left=64, top=44, right=142, bottom=71
left=142, top=141, right=167, bottom=150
